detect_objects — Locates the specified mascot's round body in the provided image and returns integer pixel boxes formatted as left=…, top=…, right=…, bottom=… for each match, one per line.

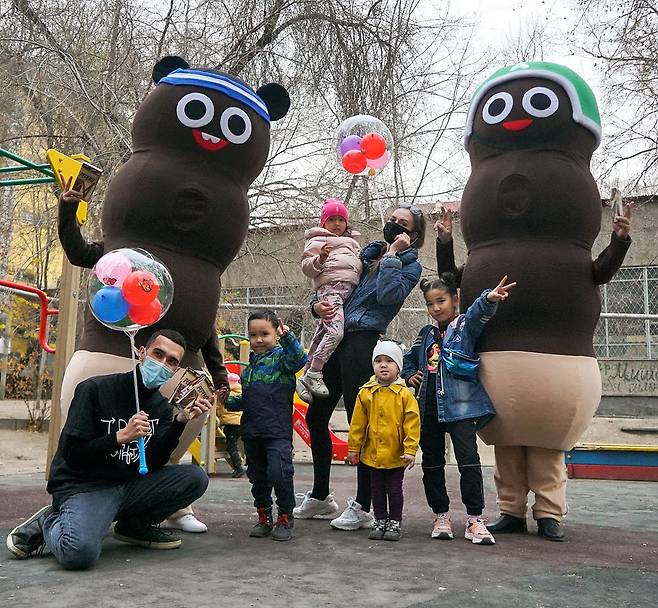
left=457, top=62, right=631, bottom=522
left=58, top=57, right=290, bottom=420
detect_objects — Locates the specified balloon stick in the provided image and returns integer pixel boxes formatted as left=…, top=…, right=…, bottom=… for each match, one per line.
left=127, top=330, right=148, bottom=475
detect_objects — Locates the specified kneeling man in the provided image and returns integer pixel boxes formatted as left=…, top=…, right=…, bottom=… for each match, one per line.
left=6, top=329, right=211, bottom=570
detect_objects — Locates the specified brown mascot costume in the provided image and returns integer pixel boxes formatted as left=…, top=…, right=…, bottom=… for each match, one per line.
left=437, top=62, right=632, bottom=541
left=58, top=56, right=290, bottom=530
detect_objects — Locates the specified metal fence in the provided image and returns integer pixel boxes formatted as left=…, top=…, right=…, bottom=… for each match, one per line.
left=595, top=266, right=658, bottom=359
left=218, top=266, right=658, bottom=360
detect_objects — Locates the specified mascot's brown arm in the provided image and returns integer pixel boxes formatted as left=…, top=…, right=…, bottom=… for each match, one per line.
left=58, top=197, right=104, bottom=269
left=592, top=232, right=632, bottom=285
left=201, top=332, right=229, bottom=391
left=435, top=238, right=464, bottom=286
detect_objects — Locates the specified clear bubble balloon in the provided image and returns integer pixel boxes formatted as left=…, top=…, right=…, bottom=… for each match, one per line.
left=88, top=248, right=174, bottom=332
left=335, top=115, right=393, bottom=177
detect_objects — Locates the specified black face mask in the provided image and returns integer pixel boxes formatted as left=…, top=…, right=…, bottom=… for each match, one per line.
left=383, top=220, right=411, bottom=245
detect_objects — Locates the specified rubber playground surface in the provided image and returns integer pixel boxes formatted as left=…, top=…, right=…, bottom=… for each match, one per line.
left=1, top=463, right=656, bottom=608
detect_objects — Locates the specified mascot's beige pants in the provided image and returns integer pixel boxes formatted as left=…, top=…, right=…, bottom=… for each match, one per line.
left=493, top=446, right=567, bottom=520
left=60, top=350, right=209, bottom=519
left=479, top=351, right=602, bottom=521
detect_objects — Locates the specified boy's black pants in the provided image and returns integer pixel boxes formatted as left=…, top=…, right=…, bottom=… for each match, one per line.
left=243, top=437, right=295, bottom=514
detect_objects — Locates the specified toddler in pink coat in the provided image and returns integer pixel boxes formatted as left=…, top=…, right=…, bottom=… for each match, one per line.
left=297, top=200, right=362, bottom=399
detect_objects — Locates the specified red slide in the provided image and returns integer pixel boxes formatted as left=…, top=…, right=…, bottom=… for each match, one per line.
left=293, top=400, right=349, bottom=462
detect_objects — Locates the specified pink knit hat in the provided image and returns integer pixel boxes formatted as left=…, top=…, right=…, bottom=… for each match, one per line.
left=320, top=199, right=349, bottom=227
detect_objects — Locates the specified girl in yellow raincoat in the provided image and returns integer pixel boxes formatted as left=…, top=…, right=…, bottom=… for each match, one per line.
left=348, top=341, right=420, bottom=541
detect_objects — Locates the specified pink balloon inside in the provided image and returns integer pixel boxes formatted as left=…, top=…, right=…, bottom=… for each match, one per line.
left=339, top=134, right=362, bottom=156
left=95, top=252, right=132, bottom=287
left=366, top=151, right=390, bottom=171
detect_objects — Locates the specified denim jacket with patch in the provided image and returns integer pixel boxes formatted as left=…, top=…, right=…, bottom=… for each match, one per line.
left=401, top=291, right=497, bottom=427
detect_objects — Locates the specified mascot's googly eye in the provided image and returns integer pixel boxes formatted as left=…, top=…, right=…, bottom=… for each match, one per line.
left=177, top=93, right=215, bottom=128
left=522, top=87, right=559, bottom=118
left=220, top=107, right=252, bottom=144
left=482, top=92, right=513, bottom=124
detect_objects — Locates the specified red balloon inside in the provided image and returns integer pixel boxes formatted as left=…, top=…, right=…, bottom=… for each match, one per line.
left=342, top=150, right=367, bottom=174
left=122, top=270, right=160, bottom=306
left=360, top=132, right=387, bottom=159
left=128, top=299, right=163, bottom=326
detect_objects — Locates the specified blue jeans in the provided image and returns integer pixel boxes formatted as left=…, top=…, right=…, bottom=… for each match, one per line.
left=43, top=464, right=208, bottom=570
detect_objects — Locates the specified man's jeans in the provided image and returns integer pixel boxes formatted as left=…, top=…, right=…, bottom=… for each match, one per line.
left=43, top=464, right=208, bottom=570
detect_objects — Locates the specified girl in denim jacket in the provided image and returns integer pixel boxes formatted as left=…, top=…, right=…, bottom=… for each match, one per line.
left=402, top=273, right=515, bottom=545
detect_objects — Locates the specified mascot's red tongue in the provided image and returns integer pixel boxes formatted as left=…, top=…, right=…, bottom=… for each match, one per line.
left=503, top=118, right=533, bottom=131
left=192, top=129, right=229, bottom=151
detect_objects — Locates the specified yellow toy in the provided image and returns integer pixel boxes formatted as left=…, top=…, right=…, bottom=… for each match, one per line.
left=46, top=149, right=103, bottom=226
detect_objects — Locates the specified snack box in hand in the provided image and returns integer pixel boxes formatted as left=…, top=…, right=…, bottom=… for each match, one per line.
left=169, top=368, right=215, bottom=419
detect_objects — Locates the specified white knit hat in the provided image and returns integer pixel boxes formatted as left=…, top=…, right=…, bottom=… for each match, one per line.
left=372, top=340, right=403, bottom=373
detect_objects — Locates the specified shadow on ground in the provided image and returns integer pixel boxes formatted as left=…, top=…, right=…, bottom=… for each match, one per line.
left=1, top=464, right=657, bottom=608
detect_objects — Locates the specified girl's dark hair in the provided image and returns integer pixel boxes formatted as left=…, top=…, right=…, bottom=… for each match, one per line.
left=247, top=309, right=280, bottom=330
left=419, top=272, right=458, bottom=297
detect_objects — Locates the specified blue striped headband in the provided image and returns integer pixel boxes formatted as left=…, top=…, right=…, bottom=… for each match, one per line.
left=158, top=68, right=270, bottom=124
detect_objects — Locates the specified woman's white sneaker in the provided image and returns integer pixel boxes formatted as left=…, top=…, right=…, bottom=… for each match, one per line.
left=293, top=491, right=340, bottom=519
left=330, top=498, right=374, bottom=530
left=161, top=513, right=208, bottom=533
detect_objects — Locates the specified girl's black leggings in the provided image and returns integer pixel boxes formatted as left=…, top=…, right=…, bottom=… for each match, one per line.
left=305, top=330, right=380, bottom=510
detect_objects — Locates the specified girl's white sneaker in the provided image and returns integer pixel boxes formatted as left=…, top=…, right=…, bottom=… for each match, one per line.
left=465, top=517, right=495, bottom=545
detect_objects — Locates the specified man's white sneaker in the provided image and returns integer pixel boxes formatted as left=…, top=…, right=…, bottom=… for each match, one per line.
left=299, top=370, right=329, bottom=398
left=293, top=491, right=340, bottom=519
left=296, top=378, right=313, bottom=404
left=162, top=513, right=208, bottom=533
left=330, top=498, right=374, bottom=530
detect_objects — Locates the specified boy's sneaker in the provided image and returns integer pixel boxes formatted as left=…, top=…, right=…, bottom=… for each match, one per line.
left=431, top=513, right=453, bottom=540
left=271, top=513, right=294, bottom=542
left=249, top=507, right=274, bottom=538
left=113, top=522, right=181, bottom=549
left=295, top=378, right=313, bottom=404
left=299, top=370, right=329, bottom=398
left=6, top=505, right=53, bottom=559
left=465, top=517, right=496, bottom=545
left=161, top=513, right=207, bottom=533
left=293, top=491, right=340, bottom=519
left=383, top=519, right=402, bottom=541
left=368, top=519, right=387, bottom=540
left=330, top=498, right=374, bottom=531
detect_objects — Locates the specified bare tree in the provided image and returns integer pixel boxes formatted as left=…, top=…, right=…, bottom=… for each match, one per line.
left=574, top=0, right=658, bottom=190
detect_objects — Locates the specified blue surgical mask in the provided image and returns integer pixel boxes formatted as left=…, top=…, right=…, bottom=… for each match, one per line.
left=140, top=357, right=174, bottom=389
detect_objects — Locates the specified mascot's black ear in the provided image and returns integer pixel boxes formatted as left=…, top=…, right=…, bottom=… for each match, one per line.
left=152, top=56, right=190, bottom=84
left=257, top=83, right=291, bottom=121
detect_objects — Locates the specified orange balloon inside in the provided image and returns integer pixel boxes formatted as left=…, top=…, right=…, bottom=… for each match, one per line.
left=342, top=150, right=367, bottom=174
left=122, top=270, right=160, bottom=306
left=360, top=132, right=387, bottom=159
left=128, top=299, right=163, bottom=326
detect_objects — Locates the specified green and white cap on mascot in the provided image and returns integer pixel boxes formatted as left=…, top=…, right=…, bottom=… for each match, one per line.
left=464, top=61, right=602, bottom=149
